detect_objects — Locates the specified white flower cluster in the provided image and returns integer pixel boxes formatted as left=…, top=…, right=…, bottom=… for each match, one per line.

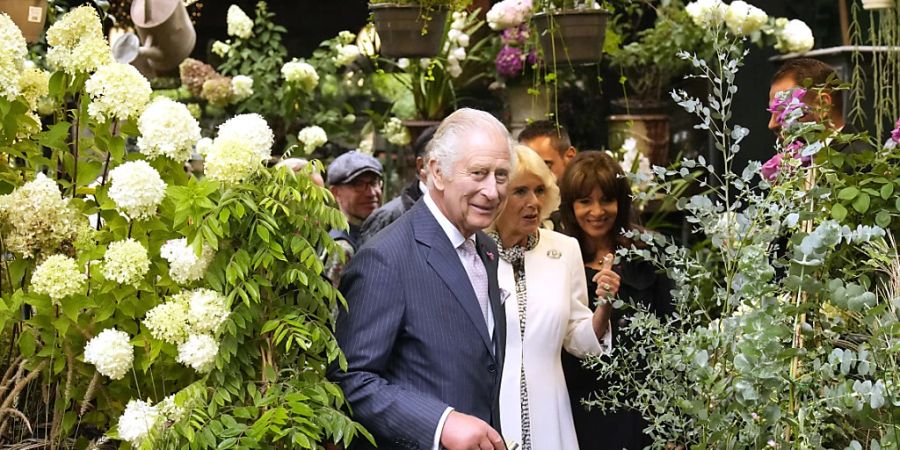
left=108, top=160, right=167, bottom=221
left=685, top=0, right=814, bottom=53
left=774, top=18, right=815, bottom=54
left=204, top=138, right=260, bottom=183
left=117, top=399, right=161, bottom=447
left=102, top=239, right=150, bottom=286
left=445, top=12, right=471, bottom=78
left=618, top=138, right=653, bottom=193
left=144, top=288, right=227, bottom=373
left=297, top=125, right=328, bottom=154
left=158, top=394, right=186, bottom=422
left=84, top=328, right=133, bottom=380
left=226, top=4, right=253, bottom=39
left=31, top=254, right=85, bottom=301
left=723, top=1, right=767, bottom=36
left=0, top=173, right=85, bottom=258
left=231, top=75, right=254, bottom=101
left=486, top=0, right=533, bottom=30
left=211, top=40, right=231, bottom=57
left=217, top=113, right=274, bottom=160
left=195, top=137, right=213, bottom=156
left=160, top=238, right=214, bottom=284
left=381, top=118, right=411, bottom=146
left=137, top=98, right=202, bottom=163
left=338, top=30, right=356, bottom=45
left=334, top=44, right=361, bottom=67
left=85, top=63, right=152, bottom=122
left=0, top=13, right=27, bottom=101
left=45, top=5, right=112, bottom=74
left=176, top=333, right=219, bottom=373
left=281, top=60, right=319, bottom=92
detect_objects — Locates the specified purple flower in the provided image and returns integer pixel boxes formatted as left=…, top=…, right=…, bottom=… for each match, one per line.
left=891, top=117, right=900, bottom=144
left=761, top=153, right=783, bottom=181
left=525, top=49, right=538, bottom=66
left=767, top=87, right=807, bottom=126
left=501, top=23, right=529, bottom=45
left=495, top=45, right=524, bottom=78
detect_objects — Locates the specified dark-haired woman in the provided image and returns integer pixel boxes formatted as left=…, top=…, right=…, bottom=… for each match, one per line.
left=559, top=151, right=674, bottom=450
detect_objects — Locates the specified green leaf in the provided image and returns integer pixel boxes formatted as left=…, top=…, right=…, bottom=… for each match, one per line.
left=880, top=183, right=894, bottom=200
left=837, top=186, right=859, bottom=200
left=875, top=210, right=892, bottom=228
left=18, top=329, right=36, bottom=357
left=852, top=193, right=871, bottom=214
left=831, top=203, right=848, bottom=221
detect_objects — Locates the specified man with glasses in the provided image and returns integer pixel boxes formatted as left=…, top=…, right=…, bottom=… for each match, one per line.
left=324, top=150, right=383, bottom=286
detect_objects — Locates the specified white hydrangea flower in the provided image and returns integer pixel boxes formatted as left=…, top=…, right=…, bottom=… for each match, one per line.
left=195, top=137, right=213, bottom=156
left=102, top=239, right=150, bottom=286
left=226, top=5, right=253, bottom=39
left=216, top=113, right=274, bottom=160
left=143, top=300, right=190, bottom=344
left=211, top=40, right=231, bottom=57
left=31, top=254, right=85, bottom=300
left=85, top=63, right=152, bottom=122
left=137, top=98, right=201, bottom=163
left=334, top=44, right=360, bottom=67
left=281, top=60, right=319, bottom=92
left=724, top=1, right=768, bottom=36
left=158, top=394, right=186, bottom=422
left=117, top=399, right=161, bottom=447
left=296, top=126, right=328, bottom=154
left=486, top=0, right=533, bottom=30
left=0, top=13, right=27, bottom=101
left=45, top=6, right=112, bottom=74
left=231, top=75, right=253, bottom=101
left=381, top=118, right=411, bottom=146
left=776, top=19, right=814, bottom=53
left=186, top=288, right=230, bottom=334
left=83, top=328, right=133, bottom=380
left=0, top=173, right=86, bottom=258
left=160, top=238, right=214, bottom=284
left=204, top=137, right=262, bottom=184
left=685, top=0, right=726, bottom=27
left=108, top=160, right=167, bottom=221
left=176, top=334, right=219, bottom=373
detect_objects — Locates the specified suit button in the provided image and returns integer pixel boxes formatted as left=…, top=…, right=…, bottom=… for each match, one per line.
left=488, top=364, right=496, bottom=373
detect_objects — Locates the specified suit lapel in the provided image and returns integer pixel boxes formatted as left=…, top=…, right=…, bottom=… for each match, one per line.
left=475, top=232, right=505, bottom=364
left=412, top=203, right=494, bottom=356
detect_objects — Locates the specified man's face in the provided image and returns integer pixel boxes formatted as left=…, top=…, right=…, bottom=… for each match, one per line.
left=330, top=172, right=383, bottom=223
left=520, top=136, right=574, bottom=183
left=768, top=77, right=799, bottom=137
left=431, top=131, right=512, bottom=237
left=768, top=76, right=839, bottom=139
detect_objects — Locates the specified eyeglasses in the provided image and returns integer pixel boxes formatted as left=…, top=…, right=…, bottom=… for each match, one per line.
left=348, top=177, right=383, bottom=192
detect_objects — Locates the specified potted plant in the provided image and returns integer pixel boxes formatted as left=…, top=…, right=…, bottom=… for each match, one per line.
left=369, top=0, right=470, bottom=58
left=531, top=0, right=611, bottom=66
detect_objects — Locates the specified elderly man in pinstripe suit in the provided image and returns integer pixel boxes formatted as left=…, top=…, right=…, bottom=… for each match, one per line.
left=329, top=108, right=514, bottom=450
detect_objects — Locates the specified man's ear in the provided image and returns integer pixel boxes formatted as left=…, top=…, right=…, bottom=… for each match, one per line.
left=429, top=158, right=445, bottom=191
left=563, top=146, right=577, bottom=163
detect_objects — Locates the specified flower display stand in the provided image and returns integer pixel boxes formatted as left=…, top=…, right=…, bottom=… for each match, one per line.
left=370, top=4, right=447, bottom=58
left=531, top=9, right=610, bottom=66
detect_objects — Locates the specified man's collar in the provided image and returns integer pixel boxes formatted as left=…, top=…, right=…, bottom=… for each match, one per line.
left=423, top=192, right=467, bottom=248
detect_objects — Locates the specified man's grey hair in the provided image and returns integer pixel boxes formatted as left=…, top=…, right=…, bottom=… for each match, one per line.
left=426, top=108, right=515, bottom=187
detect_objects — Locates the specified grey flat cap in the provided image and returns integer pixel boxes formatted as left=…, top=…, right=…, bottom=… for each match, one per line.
left=326, top=151, right=383, bottom=185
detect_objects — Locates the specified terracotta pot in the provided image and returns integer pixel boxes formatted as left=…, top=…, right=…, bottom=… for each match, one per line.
left=370, top=4, right=447, bottom=58
left=0, top=0, right=48, bottom=43
left=861, top=0, right=894, bottom=9
left=532, top=9, right=610, bottom=66
left=607, top=114, right=670, bottom=166
left=503, top=85, right=550, bottom=138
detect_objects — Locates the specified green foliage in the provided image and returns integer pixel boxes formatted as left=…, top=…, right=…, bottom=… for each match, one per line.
left=369, top=0, right=471, bottom=10
left=583, top=22, right=900, bottom=450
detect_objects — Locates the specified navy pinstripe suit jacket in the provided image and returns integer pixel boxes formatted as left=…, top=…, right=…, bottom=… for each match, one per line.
left=328, top=200, right=507, bottom=450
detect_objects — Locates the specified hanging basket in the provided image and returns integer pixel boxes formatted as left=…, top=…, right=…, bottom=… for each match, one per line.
left=0, top=0, right=48, bottom=43
left=861, top=0, right=895, bottom=9
left=503, top=85, right=550, bottom=138
left=532, top=8, right=610, bottom=67
left=370, top=4, right=448, bottom=58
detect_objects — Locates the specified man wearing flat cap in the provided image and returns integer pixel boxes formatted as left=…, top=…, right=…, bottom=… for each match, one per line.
left=324, top=150, right=383, bottom=286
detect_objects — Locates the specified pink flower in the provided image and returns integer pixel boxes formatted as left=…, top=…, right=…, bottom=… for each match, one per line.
left=487, top=251, right=495, bottom=261
left=891, top=117, right=900, bottom=144
left=761, top=153, right=783, bottom=181
left=767, top=87, right=807, bottom=126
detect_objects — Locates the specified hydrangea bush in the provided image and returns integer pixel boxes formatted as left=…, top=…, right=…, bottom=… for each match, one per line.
left=582, top=10, right=900, bottom=450
left=0, top=7, right=368, bottom=449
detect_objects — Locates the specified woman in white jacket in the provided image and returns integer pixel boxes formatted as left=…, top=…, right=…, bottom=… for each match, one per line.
left=490, top=145, right=614, bottom=450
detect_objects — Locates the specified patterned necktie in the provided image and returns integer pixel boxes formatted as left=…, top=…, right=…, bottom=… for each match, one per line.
left=460, top=238, right=490, bottom=326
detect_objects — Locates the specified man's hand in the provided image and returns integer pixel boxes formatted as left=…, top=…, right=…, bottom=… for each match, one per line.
left=440, top=411, right=506, bottom=450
